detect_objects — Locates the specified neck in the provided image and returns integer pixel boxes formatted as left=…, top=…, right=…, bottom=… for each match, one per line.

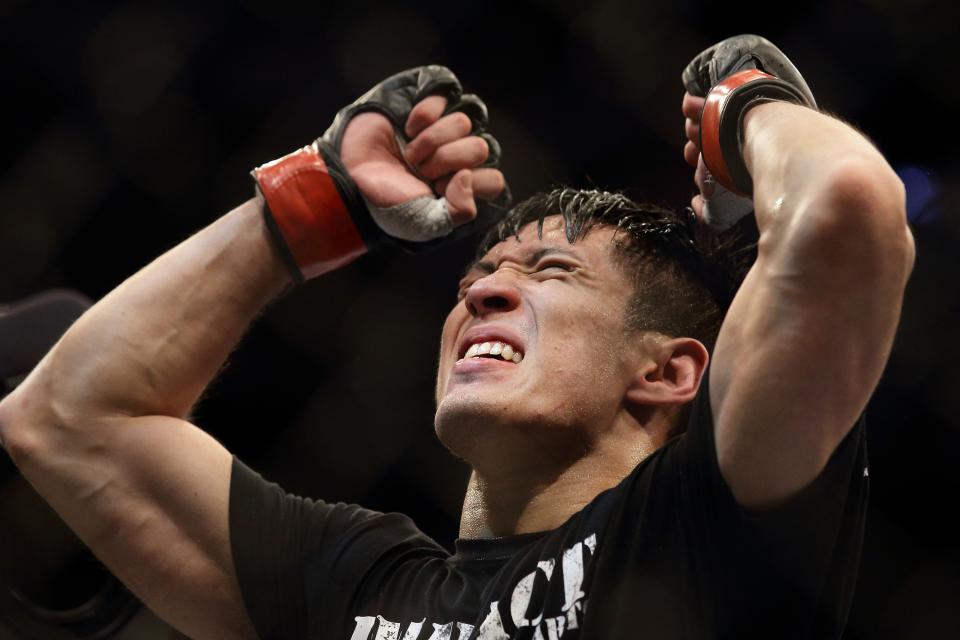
left=457, top=421, right=661, bottom=539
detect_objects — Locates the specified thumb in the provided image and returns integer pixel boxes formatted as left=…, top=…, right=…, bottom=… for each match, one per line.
left=444, top=169, right=477, bottom=226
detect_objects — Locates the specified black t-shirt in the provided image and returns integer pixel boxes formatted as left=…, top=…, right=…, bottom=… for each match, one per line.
left=229, top=366, right=868, bottom=640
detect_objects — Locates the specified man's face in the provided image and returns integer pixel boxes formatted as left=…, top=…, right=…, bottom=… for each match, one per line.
left=434, top=216, right=642, bottom=459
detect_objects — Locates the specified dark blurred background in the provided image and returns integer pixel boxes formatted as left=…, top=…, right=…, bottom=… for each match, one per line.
left=0, top=0, right=957, bottom=637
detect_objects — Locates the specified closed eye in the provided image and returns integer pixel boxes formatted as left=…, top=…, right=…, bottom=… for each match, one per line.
left=456, top=262, right=576, bottom=300
left=536, top=261, right=576, bottom=273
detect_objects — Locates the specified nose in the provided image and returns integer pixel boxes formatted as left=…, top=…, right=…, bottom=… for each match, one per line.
left=464, top=272, right=521, bottom=317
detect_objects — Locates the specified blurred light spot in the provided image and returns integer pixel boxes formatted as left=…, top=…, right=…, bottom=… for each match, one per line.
left=0, top=123, right=111, bottom=297
left=83, top=11, right=185, bottom=117
left=897, top=165, right=940, bottom=224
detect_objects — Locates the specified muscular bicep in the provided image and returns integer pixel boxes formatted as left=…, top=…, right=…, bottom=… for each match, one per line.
left=710, top=201, right=914, bottom=507
left=9, top=413, right=258, bottom=640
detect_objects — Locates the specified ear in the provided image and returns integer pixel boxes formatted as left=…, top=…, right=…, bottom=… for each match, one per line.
left=624, top=336, right=709, bottom=408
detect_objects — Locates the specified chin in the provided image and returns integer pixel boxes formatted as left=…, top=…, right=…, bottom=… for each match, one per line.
left=435, top=393, right=496, bottom=442
left=434, top=389, right=531, bottom=458
left=434, top=390, right=588, bottom=466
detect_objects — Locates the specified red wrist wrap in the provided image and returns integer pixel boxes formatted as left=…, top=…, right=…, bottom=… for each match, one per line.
left=700, top=68, right=775, bottom=197
left=254, top=146, right=367, bottom=280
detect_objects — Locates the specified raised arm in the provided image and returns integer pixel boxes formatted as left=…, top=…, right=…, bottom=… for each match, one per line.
left=0, top=66, right=506, bottom=639
left=0, top=199, right=284, bottom=639
left=682, top=37, right=915, bottom=507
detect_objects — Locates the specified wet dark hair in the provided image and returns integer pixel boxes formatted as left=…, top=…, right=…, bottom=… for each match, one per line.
left=475, top=187, right=759, bottom=353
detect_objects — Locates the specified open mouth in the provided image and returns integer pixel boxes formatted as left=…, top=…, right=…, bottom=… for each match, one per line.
left=460, top=340, right=523, bottom=364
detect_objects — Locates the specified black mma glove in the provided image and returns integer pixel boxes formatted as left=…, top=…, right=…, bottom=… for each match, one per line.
left=683, top=34, right=817, bottom=196
left=682, top=34, right=816, bottom=229
left=253, top=65, right=511, bottom=282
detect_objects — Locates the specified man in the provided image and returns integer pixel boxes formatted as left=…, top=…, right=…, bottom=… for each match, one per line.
left=0, top=36, right=913, bottom=639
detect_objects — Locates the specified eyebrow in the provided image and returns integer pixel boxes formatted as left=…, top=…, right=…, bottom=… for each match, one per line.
left=461, top=246, right=581, bottom=279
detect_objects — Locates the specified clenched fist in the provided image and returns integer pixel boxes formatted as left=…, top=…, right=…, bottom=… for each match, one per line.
left=254, top=66, right=510, bottom=282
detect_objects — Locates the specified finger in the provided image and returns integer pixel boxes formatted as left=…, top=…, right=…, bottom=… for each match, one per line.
left=444, top=169, right=477, bottom=226
left=446, top=94, right=489, bottom=131
left=682, top=93, right=706, bottom=120
left=478, top=133, right=501, bottom=168
left=406, top=95, right=448, bottom=139
left=434, top=168, right=504, bottom=201
left=691, top=193, right=704, bottom=222
left=685, top=118, right=700, bottom=144
left=471, top=168, right=505, bottom=200
left=684, top=140, right=700, bottom=167
left=404, top=112, right=473, bottom=166
left=419, top=136, right=489, bottom=181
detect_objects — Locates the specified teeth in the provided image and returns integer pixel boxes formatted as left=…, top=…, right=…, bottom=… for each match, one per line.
left=462, top=340, right=524, bottom=362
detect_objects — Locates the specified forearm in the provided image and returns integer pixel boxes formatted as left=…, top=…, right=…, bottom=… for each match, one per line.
left=3, top=198, right=290, bottom=429
left=742, top=101, right=907, bottom=249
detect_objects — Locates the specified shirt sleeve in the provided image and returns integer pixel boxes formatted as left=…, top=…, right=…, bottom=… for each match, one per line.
left=228, top=456, right=446, bottom=640
left=670, top=362, right=869, bottom=639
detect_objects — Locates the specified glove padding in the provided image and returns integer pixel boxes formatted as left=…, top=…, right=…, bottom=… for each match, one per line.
left=254, top=65, right=510, bottom=283
left=700, top=168, right=755, bottom=232
left=683, top=35, right=816, bottom=199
